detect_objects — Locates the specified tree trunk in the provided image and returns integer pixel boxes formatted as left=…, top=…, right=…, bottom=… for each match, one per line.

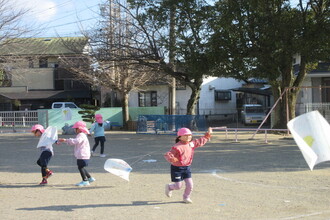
left=271, top=85, right=286, bottom=128
left=271, top=59, right=307, bottom=129
left=186, top=79, right=202, bottom=115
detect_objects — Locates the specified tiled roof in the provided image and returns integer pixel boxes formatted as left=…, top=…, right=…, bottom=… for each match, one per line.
left=231, top=87, right=272, bottom=96
left=0, top=90, right=91, bottom=100
left=0, top=37, right=88, bottom=56
left=246, top=78, right=268, bottom=84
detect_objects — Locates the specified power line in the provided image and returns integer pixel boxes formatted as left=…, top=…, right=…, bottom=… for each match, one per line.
left=45, top=17, right=98, bottom=29
left=28, top=0, right=73, bottom=17
left=42, top=3, right=101, bottom=25
left=25, top=1, right=102, bottom=37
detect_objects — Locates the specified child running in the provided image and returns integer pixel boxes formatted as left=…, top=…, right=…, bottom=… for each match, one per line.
left=164, top=127, right=212, bottom=203
left=58, top=121, right=95, bottom=186
left=89, top=114, right=106, bottom=157
left=31, top=124, right=56, bottom=185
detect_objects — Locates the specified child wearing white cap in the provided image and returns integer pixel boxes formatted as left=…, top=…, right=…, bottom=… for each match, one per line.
left=58, top=121, right=95, bottom=186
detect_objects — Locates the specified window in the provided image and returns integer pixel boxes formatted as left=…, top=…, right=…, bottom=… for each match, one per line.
left=215, top=90, right=231, bottom=101
left=65, top=103, right=78, bottom=108
left=28, top=58, right=33, bottom=68
left=139, top=91, right=157, bottom=107
left=39, top=58, right=48, bottom=68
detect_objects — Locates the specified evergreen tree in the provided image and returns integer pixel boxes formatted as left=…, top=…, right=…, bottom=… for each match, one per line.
left=208, top=0, right=330, bottom=128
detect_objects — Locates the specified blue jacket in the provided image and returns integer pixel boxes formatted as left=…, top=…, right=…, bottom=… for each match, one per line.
left=89, top=122, right=105, bottom=137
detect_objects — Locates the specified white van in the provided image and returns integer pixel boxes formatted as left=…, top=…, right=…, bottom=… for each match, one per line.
left=51, top=102, right=79, bottom=109
left=241, top=104, right=266, bottom=125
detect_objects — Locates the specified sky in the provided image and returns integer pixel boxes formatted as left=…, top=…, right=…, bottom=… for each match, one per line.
left=12, top=0, right=303, bottom=38
left=15, top=0, right=103, bottom=37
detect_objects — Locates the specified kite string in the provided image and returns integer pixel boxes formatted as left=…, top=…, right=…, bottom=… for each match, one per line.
left=124, top=150, right=160, bottom=166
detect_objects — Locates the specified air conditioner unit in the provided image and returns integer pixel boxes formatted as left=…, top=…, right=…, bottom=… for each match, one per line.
left=209, top=85, right=215, bottom=90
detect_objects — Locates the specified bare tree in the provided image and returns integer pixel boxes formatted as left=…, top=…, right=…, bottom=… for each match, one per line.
left=0, top=0, right=42, bottom=87
left=59, top=0, right=168, bottom=128
left=111, top=0, right=214, bottom=115
left=0, top=0, right=31, bottom=43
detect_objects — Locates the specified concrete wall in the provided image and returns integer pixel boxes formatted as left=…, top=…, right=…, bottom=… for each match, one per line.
left=38, top=106, right=165, bottom=132
left=11, top=68, right=54, bottom=90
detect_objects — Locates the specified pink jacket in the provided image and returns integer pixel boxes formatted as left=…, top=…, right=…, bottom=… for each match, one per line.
left=65, top=133, right=91, bottom=159
left=164, top=133, right=211, bottom=166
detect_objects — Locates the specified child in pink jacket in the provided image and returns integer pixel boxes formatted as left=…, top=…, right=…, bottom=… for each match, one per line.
left=164, top=127, right=212, bottom=203
left=59, top=121, right=95, bottom=187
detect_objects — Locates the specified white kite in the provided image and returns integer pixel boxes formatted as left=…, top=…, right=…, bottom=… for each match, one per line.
left=37, top=126, right=58, bottom=148
left=104, top=158, right=132, bottom=181
left=287, top=110, right=330, bottom=170
left=62, top=107, right=72, bottom=121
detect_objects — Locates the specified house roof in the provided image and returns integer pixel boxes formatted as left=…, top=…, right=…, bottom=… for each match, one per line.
left=294, top=62, right=330, bottom=75
left=245, top=78, right=268, bottom=84
left=0, top=37, right=88, bottom=56
left=231, top=87, right=272, bottom=96
left=0, top=90, right=91, bottom=100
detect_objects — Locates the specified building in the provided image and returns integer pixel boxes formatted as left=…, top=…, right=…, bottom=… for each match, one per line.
left=296, top=62, right=330, bottom=117
left=0, top=37, right=93, bottom=111
left=128, top=76, right=247, bottom=116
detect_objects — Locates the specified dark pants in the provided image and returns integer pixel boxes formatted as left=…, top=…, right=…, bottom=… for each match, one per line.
left=170, top=165, right=192, bottom=182
left=37, top=151, right=52, bottom=177
left=77, top=159, right=91, bottom=181
left=92, top=136, right=106, bottom=154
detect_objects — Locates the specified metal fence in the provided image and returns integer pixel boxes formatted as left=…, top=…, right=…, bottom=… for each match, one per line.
left=136, top=115, right=207, bottom=134
left=0, top=110, right=40, bottom=133
left=2, top=102, right=330, bottom=134
left=298, top=103, right=330, bottom=122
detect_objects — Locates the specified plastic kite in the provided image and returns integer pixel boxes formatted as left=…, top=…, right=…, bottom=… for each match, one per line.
left=104, top=159, right=132, bottom=181
left=37, top=126, right=58, bottom=148
left=61, top=107, right=72, bottom=121
left=287, top=110, right=330, bottom=170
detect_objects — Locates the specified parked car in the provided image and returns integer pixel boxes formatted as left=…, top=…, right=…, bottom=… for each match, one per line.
left=51, top=102, right=79, bottom=109
left=241, top=104, right=266, bottom=125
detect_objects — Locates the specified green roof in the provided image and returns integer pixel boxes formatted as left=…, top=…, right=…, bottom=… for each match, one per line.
left=0, top=37, right=88, bottom=56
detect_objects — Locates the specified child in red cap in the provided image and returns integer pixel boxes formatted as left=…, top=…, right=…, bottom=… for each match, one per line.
left=164, top=127, right=212, bottom=203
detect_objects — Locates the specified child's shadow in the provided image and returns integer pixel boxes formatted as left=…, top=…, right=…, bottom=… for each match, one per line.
left=17, top=201, right=183, bottom=212
left=0, top=182, right=113, bottom=190
left=0, top=182, right=41, bottom=188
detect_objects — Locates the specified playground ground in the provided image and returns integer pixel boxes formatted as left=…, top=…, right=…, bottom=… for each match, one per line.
left=1, top=130, right=330, bottom=220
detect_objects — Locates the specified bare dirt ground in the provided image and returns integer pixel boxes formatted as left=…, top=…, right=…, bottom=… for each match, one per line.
left=1, top=130, right=330, bottom=220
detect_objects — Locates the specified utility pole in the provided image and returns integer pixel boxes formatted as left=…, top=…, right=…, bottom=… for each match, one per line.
left=168, top=2, right=176, bottom=115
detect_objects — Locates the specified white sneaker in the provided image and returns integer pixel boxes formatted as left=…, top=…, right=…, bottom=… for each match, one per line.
left=88, top=177, right=96, bottom=183
left=90, top=151, right=94, bottom=156
left=100, top=154, right=106, bottom=158
left=75, top=181, right=90, bottom=187
left=183, top=198, right=193, bottom=204
left=165, top=184, right=172, bottom=198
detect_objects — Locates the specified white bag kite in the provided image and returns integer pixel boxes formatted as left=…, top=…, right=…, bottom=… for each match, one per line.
left=287, top=110, right=330, bottom=170
left=37, top=126, right=58, bottom=148
left=104, top=158, right=132, bottom=181
left=62, top=107, right=72, bottom=121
